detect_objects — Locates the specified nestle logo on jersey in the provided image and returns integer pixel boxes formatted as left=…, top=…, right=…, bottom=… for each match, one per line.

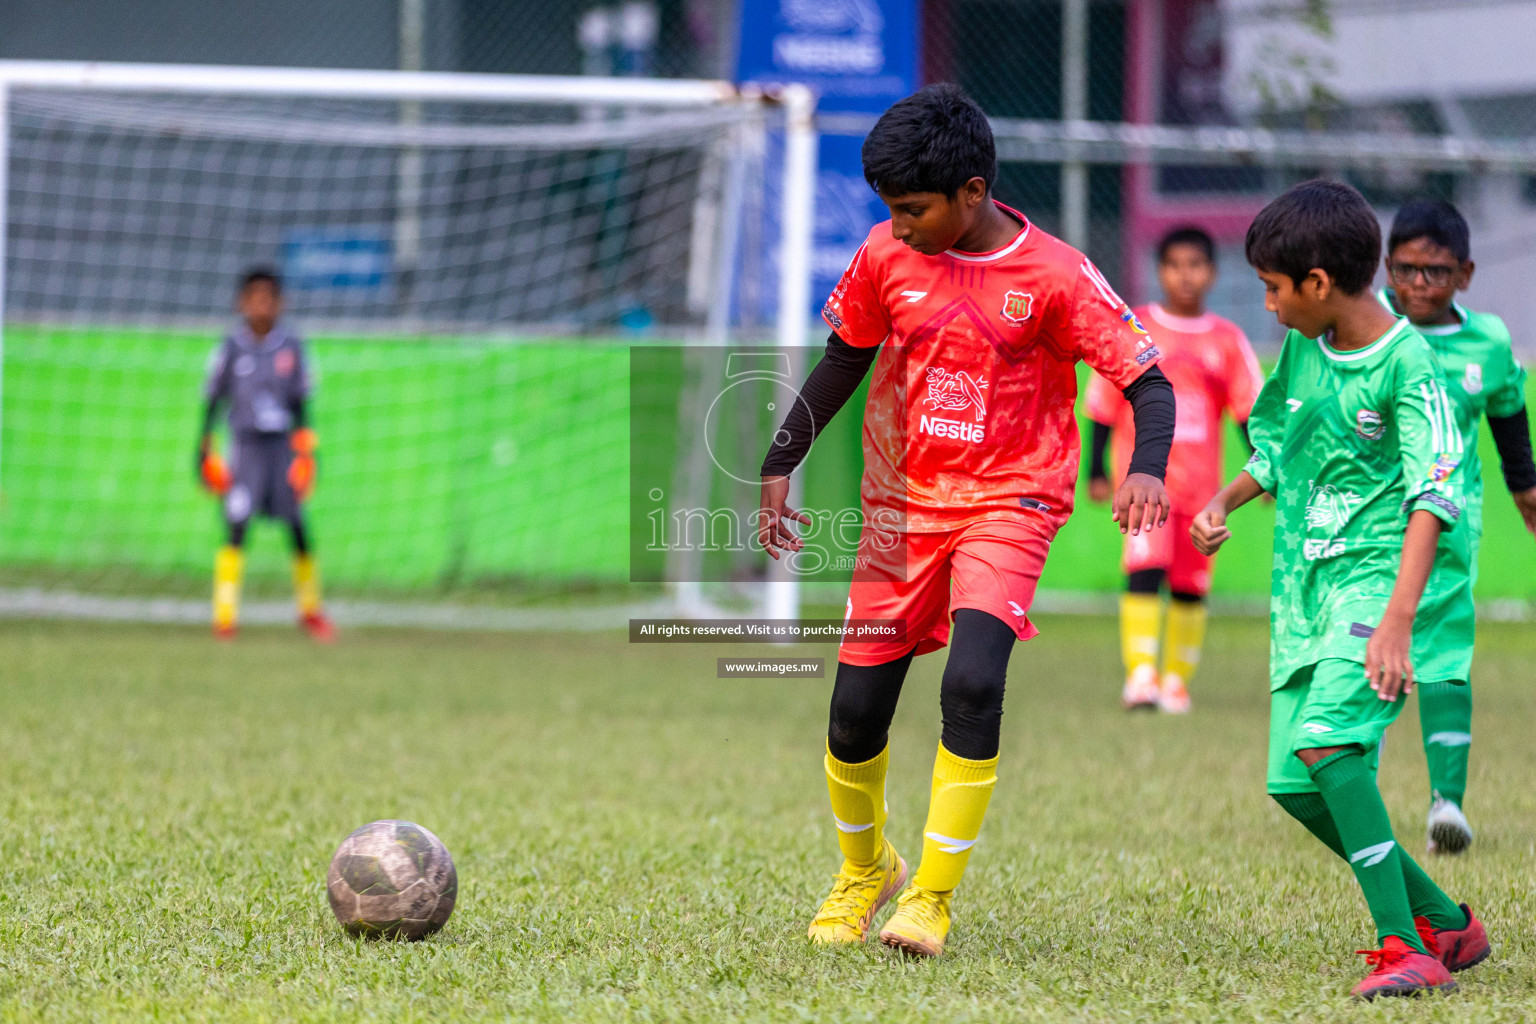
left=920, top=365, right=987, bottom=443
left=1303, top=539, right=1344, bottom=560
left=920, top=415, right=986, bottom=442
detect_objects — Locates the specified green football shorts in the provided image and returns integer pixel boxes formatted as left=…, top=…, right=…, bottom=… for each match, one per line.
left=1267, top=657, right=1406, bottom=794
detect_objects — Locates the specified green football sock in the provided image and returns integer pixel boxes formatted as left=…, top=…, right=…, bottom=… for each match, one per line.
left=1418, top=680, right=1471, bottom=808
left=1271, top=792, right=1345, bottom=858
left=1272, top=791, right=1465, bottom=930
left=1399, top=848, right=1469, bottom=931
left=1308, top=750, right=1425, bottom=951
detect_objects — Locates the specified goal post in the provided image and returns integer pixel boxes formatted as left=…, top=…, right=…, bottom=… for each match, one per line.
left=0, top=61, right=816, bottom=625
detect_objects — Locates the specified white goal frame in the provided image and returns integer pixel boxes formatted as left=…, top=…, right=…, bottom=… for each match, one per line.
left=0, top=61, right=817, bottom=625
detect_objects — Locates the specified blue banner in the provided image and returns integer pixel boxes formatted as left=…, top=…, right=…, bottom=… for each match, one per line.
left=736, top=0, right=919, bottom=320
left=281, top=231, right=390, bottom=292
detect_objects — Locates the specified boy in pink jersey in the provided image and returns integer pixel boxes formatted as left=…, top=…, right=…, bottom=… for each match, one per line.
left=1087, top=228, right=1263, bottom=713
left=757, top=85, right=1176, bottom=957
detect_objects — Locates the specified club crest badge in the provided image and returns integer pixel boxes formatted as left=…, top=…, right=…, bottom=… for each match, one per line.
left=1462, top=362, right=1483, bottom=395
left=1000, top=290, right=1033, bottom=327
left=1355, top=409, right=1384, bottom=441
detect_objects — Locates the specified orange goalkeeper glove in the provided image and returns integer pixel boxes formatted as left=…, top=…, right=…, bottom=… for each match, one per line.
left=198, top=443, right=231, bottom=495
left=288, top=427, right=318, bottom=501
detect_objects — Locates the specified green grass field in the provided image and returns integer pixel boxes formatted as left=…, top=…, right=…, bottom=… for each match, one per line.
left=3, top=617, right=1534, bottom=1022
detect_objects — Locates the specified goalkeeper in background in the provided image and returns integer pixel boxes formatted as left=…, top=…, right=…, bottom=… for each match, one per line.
left=197, top=267, right=336, bottom=642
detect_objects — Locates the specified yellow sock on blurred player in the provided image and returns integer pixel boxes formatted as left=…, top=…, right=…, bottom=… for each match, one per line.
left=292, top=553, right=322, bottom=618
left=910, top=744, right=997, bottom=893
left=1163, top=599, right=1207, bottom=682
left=213, top=545, right=243, bottom=631
left=825, top=742, right=888, bottom=867
left=1119, top=593, right=1162, bottom=673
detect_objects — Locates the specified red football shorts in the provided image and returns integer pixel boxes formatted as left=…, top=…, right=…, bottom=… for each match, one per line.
left=838, top=518, right=1051, bottom=666
left=1121, top=510, right=1212, bottom=595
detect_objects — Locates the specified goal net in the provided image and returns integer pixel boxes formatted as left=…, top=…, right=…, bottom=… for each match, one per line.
left=0, top=64, right=810, bottom=627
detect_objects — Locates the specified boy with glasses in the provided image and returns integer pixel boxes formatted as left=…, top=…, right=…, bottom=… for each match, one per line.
left=1379, top=200, right=1536, bottom=854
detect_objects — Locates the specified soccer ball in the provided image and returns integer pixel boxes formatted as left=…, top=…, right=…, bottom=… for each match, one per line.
left=326, top=819, right=457, bottom=939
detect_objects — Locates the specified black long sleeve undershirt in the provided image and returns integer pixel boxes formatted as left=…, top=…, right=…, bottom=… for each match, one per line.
left=199, top=398, right=220, bottom=439
left=1121, top=365, right=1175, bottom=480
left=1489, top=406, right=1536, bottom=492
left=760, top=333, right=878, bottom=478
left=762, top=334, right=1177, bottom=483
left=1088, top=421, right=1112, bottom=483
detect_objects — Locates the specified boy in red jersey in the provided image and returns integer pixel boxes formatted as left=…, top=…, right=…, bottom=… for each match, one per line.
left=1086, top=228, right=1263, bottom=713
left=757, top=85, right=1175, bottom=958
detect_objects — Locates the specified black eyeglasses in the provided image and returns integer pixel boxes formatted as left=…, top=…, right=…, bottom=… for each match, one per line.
left=1387, top=261, right=1457, bottom=288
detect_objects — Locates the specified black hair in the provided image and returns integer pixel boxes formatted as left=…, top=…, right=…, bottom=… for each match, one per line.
left=861, top=83, right=996, bottom=197
left=1157, top=226, right=1215, bottom=264
left=1388, top=199, right=1470, bottom=263
left=239, top=266, right=282, bottom=294
left=1244, top=179, right=1380, bottom=295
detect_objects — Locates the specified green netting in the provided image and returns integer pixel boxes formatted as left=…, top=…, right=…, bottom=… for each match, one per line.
left=0, top=326, right=634, bottom=599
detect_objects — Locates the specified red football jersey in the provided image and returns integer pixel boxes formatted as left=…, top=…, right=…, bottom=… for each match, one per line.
left=1086, top=303, right=1263, bottom=515
left=823, top=205, right=1161, bottom=534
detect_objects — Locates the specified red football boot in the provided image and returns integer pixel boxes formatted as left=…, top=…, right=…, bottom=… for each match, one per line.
left=213, top=623, right=238, bottom=642
left=300, top=611, right=338, bottom=644
left=1417, top=905, right=1490, bottom=973
left=1351, top=936, right=1457, bottom=1000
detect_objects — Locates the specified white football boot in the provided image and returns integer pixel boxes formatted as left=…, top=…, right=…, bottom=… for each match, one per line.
left=1121, top=663, right=1160, bottom=711
left=1426, top=797, right=1473, bottom=855
left=1157, top=672, right=1192, bottom=714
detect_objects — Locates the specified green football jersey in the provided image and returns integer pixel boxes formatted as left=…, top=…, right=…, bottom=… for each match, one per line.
left=1378, top=290, right=1527, bottom=681
left=1378, top=289, right=1529, bottom=533
left=1245, top=318, right=1468, bottom=691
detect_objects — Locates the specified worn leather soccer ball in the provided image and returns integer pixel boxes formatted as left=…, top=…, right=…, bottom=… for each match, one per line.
left=326, top=820, right=457, bottom=939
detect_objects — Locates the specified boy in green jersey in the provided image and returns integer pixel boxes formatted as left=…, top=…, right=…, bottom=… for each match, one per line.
left=1379, top=200, right=1536, bottom=855
left=1191, top=180, right=1489, bottom=999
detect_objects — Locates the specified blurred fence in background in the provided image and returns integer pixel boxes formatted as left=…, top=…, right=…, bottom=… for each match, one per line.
left=8, top=0, right=1536, bottom=349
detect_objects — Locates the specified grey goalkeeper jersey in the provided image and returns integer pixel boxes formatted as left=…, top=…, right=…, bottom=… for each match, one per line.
left=204, top=323, right=313, bottom=436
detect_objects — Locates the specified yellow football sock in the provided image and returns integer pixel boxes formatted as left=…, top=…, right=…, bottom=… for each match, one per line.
left=911, top=744, right=998, bottom=893
left=1163, top=599, right=1208, bottom=682
left=825, top=742, right=889, bottom=867
left=293, top=553, right=322, bottom=617
left=213, top=545, right=243, bottom=630
left=1120, top=593, right=1162, bottom=673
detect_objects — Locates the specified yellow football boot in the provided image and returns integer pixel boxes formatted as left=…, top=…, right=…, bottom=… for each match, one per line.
left=807, top=838, right=907, bottom=944
left=878, top=885, right=953, bottom=958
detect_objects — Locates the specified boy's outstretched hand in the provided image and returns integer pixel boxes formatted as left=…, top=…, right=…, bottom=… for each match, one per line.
left=1189, top=502, right=1231, bottom=555
left=1111, top=472, right=1169, bottom=536
left=1190, top=471, right=1265, bottom=555
left=758, top=476, right=810, bottom=560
